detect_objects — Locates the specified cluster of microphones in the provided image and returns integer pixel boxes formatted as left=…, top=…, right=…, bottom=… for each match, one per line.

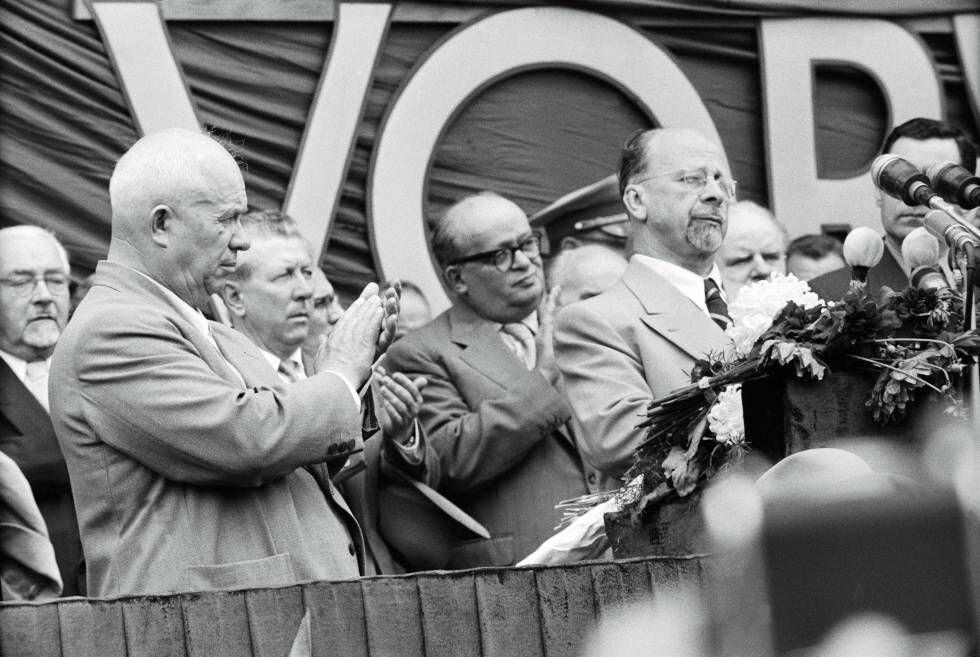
left=843, top=155, right=980, bottom=293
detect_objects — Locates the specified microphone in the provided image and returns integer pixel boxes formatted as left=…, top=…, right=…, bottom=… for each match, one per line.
left=842, top=227, right=884, bottom=283
left=871, top=154, right=937, bottom=207
left=923, top=209, right=980, bottom=251
left=901, top=227, right=946, bottom=290
left=924, top=161, right=980, bottom=210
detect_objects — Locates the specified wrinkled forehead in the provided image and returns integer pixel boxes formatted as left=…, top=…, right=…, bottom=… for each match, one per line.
left=645, top=130, right=730, bottom=176
left=0, top=232, right=68, bottom=274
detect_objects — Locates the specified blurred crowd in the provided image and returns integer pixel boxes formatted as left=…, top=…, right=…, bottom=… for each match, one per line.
left=0, top=117, right=976, bottom=632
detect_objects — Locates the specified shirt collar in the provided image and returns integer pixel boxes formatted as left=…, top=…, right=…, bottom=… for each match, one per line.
left=259, top=347, right=303, bottom=376
left=0, top=349, right=31, bottom=381
left=494, top=311, right=539, bottom=334
left=632, top=254, right=725, bottom=314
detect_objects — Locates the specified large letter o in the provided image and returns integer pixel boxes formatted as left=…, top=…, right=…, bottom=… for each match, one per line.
left=370, top=7, right=721, bottom=314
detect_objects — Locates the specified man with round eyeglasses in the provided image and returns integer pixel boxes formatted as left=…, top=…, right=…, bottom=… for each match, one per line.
left=384, top=191, right=588, bottom=568
left=555, top=127, right=738, bottom=493
left=0, top=225, right=83, bottom=596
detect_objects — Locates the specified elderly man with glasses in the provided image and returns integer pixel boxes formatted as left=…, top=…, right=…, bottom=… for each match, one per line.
left=554, top=128, right=738, bottom=493
left=384, top=191, right=588, bottom=569
left=0, top=225, right=84, bottom=596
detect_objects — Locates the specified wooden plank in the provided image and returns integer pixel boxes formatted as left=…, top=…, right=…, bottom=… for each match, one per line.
left=474, top=568, right=544, bottom=657
left=361, top=577, right=424, bottom=657
left=590, top=560, right=653, bottom=616
left=534, top=565, right=596, bottom=657
left=122, top=595, right=186, bottom=656
left=181, top=589, right=251, bottom=657
left=0, top=602, right=61, bottom=657
left=416, top=572, right=480, bottom=657
left=58, top=598, right=127, bottom=657
left=304, top=580, right=368, bottom=657
left=244, top=586, right=305, bottom=657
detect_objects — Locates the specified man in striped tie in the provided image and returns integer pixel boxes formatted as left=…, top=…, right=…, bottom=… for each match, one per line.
left=555, top=127, right=737, bottom=492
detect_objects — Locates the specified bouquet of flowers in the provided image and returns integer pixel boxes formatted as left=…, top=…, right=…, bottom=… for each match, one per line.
left=612, top=272, right=979, bottom=520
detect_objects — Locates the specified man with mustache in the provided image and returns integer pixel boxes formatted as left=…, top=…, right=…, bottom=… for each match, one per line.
left=554, top=127, right=736, bottom=492
left=808, top=118, right=978, bottom=300
left=49, top=129, right=397, bottom=596
left=0, top=225, right=83, bottom=595
left=384, top=192, right=588, bottom=568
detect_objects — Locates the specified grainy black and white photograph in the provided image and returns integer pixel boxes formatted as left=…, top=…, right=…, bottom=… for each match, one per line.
left=0, top=0, right=978, bottom=655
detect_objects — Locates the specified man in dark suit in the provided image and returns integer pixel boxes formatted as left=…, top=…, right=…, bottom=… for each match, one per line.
left=385, top=192, right=588, bottom=568
left=808, top=118, right=978, bottom=301
left=50, top=128, right=398, bottom=596
left=0, top=225, right=83, bottom=596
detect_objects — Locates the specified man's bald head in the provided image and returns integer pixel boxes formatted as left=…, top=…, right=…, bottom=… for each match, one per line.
left=109, top=129, right=245, bottom=239
left=106, top=128, right=250, bottom=309
left=549, top=244, right=627, bottom=308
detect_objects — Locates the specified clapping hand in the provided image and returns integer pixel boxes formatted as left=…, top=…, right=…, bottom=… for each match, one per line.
left=317, top=283, right=384, bottom=388
left=374, top=365, right=427, bottom=446
left=377, top=280, right=401, bottom=357
left=534, top=285, right=562, bottom=385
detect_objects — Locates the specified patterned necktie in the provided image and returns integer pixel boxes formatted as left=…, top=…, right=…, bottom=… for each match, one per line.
left=277, top=358, right=304, bottom=383
left=25, top=359, right=50, bottom=411
left=500, top=322, right=537, bottom=370
left=703, top=278, right=732, bottom=331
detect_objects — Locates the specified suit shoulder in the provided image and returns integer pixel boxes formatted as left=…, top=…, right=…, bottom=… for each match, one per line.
left=387, top=312, right=449, bottom=363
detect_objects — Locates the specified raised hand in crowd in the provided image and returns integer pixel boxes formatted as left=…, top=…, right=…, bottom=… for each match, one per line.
left=534, top=285, right=562, bottom=385
left=317, top=283, right=385, bottom=386
left=377, top=280, right=401, bottom=356
left=374, top=365, right=427, bottom=446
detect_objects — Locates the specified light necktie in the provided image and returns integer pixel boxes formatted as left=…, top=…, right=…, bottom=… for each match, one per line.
left=500, top=322, right=536, bottom=370
left=25, top=360, right=50, bottom=411
left=703, top=278, right=733, bottom=331
left=277, top=358, right=304, bottom=383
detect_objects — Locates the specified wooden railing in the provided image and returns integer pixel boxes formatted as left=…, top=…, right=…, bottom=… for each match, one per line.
left=0, top=555, right=708, bottom=657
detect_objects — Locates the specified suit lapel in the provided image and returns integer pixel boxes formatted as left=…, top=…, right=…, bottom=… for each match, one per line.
left=208, top=322, right=277, bottom=386
left=0, top=359, right=58, bottom=452
left=449, top=304, right=529, bottom=390
left=622, top=259, right=730, bottom=361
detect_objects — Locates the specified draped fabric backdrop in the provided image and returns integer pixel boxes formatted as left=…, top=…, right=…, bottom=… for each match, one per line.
left=1, top=0, right=977, bottom=300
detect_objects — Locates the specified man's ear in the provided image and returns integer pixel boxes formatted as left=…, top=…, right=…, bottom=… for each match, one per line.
left=149, top=205, right=174, bottom=248
left=874, top=189, right=883, bottom=208
left=443, top=265, right=467, bottom=295
left=622, top=187, right=647, bottom=222
left=221, top=279, right=246, bottom=318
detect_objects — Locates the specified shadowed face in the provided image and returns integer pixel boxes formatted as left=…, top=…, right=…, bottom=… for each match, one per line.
left=0, top=232, right=70, bottom=361
left=879, top=137, right=961, bottom=244
left=718, top=208, right=786, bottom=298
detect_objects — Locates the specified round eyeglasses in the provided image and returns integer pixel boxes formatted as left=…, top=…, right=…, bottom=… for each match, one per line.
left=450, top=235, right=541, bottom=272
left=633, top=167, right=737, bottom=200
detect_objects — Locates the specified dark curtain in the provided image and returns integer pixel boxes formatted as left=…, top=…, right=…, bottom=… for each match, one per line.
left=1, top=0, right=977, bottom=300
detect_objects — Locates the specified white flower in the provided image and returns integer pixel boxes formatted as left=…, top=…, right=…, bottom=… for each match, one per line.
left=707, top=384, right=745, bottom=446
left=726, top=273, right=823, bottom=356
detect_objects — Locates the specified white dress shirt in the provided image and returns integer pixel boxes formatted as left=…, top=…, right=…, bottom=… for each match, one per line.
left=632, top=254, right=727, bottom=317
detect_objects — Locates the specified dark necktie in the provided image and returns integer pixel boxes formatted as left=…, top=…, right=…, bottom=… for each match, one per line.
left=703, top=278, right=732, bottom=331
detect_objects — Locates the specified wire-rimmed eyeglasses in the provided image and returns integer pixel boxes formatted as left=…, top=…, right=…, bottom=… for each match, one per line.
left=633, top=167, right=737, bottom=200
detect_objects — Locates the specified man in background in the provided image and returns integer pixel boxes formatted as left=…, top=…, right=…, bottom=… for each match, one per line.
left=385, top=192, right=588, bottom=568
left=301, top=267, right=345, bottom=375
left=555, top=128, right=735, bottom=492
left=717, top=201, right=786, bottom=300
left=547, top=244, right=627, bottom=309
left=785, top=234, right=846, bottom=281
left=50, top=128, right=397, bottom=596
left=808, top=118, right=978, bottom=300
left=0, top=225, right=83, bottom=595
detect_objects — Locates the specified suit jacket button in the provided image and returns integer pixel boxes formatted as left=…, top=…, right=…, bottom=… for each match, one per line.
left=587, top=473, right=597, bottom=484
left=327, top=444, right=337, bottom=456
left=348, top=543, right=355, bottom=556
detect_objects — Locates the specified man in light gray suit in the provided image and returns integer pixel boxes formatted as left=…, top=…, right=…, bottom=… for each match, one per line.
left=555, top=128, right=736, bottom=493
left=49, top=128, right=397, bottom=596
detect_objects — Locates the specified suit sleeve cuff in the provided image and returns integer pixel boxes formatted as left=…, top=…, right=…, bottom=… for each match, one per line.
left=389, top=418, right=424, bottom=466
left=322, top=369, right=361, bottom=411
